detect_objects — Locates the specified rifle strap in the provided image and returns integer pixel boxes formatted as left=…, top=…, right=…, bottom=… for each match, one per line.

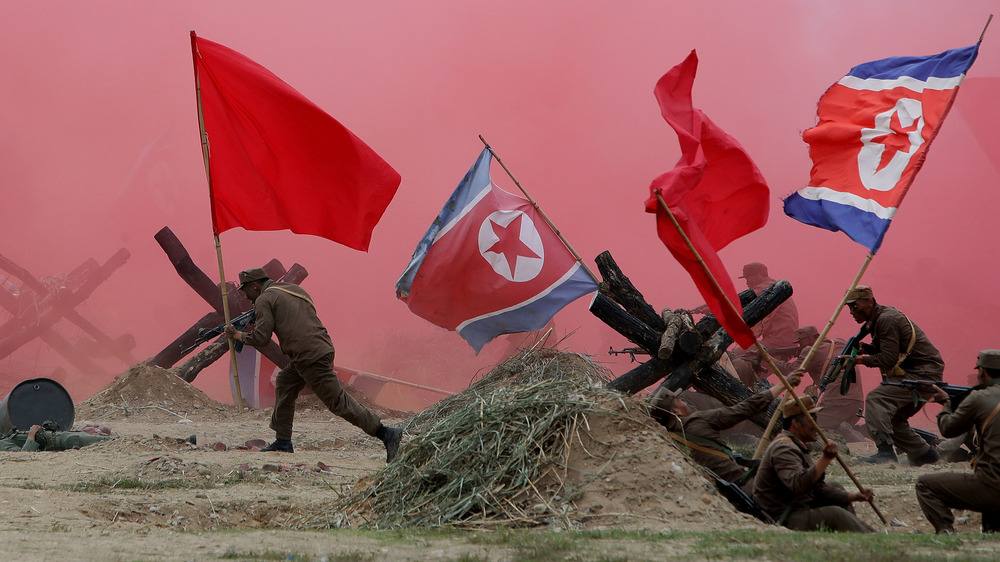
left=887, top=316, right=917, bottom=378
left=668, top=432, right=733, bottom=459
left=265, top=285, right=315, bottom=306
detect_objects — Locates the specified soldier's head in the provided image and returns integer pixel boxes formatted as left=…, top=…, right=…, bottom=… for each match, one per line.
left=651, top=386, right=690, bottom=418
left=976, top=350, right=1000, bottom=382
left=739, top=262, right=769, bottom=289
left=780, top=395, right=822, bottom=442
left=844, top=285, right=875, bottom=324
left=237, top=267, right=270, bottom=302
left=794, top=326, right=820, bottom=350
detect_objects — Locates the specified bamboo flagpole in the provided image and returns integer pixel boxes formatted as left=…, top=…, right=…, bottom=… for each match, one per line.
left=655, top=190, right=887, bottom=525
left=191, top=31, right=245, bottom=413
left=752, top=253, right=874, bottom=458
left=479, top=135, right=601, bottom=285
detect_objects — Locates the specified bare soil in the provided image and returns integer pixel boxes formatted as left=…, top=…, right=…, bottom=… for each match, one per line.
left=0, top=363, right=991, bottom=560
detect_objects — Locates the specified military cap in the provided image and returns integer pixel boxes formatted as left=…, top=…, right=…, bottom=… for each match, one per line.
left=844, top=285, right=874, bottom=304
left=650, top=386, right=681, bottom=411
left=976, top=350, right=1000, bottom=370
left=781, top=394, right=822, bottom=418
left=237, top=267, right=269, bottom=289
left=794, top=326, right=820, bottom=342
left=739, top=262, right=768, bottom=279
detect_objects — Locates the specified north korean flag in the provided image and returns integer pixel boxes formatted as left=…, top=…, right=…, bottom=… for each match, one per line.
left=784, top=45, right=979, bottom=253
left=396, top=148, right=598, bottom=353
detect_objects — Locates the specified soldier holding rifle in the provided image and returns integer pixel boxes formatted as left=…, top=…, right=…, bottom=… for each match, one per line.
left=916, top=350, right=1000, bottom=534
left=843, top=286, right=943, bottom=465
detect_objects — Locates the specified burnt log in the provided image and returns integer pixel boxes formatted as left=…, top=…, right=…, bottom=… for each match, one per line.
left=594, top=250, right=665, bottom=331
left=606, top=280, right=793, bottom=394
left=175, top=340, right=227, bottom=383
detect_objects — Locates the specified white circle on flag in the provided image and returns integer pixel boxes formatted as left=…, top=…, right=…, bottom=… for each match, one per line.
left=478, top=210, right=545, bottom=282
left=858, top=97, right=924, bottom=192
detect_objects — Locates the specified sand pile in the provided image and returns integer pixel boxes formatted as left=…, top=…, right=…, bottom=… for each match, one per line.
left=305, top=348, right=760, bottom=531
left=76, top=364, right=236, bottom=422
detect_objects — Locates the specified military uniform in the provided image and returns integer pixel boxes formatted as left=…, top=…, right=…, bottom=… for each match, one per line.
left=753, top=430, right=874, bottom=532
left=774, top=332, right=864, bottom=433
left=242, top=278, right=381, bottom=441
left=0, top=429, right=114, bottom=452
left=750, top=277, right=799, bottom=352
left=654, top=388, right=776, bottom=487
left=916, top=352, right=1000, bottom=533
left=861, top=303, right=944, bottom=460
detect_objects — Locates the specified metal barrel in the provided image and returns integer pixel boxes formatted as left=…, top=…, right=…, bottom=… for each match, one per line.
left=0, top=378, right=75, bottom=434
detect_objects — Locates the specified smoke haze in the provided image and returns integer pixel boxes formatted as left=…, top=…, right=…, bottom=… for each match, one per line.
left=1, top=2, right=997, bottom=419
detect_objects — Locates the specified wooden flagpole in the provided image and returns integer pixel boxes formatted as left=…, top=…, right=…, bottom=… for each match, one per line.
left=479, top=135, right=600, bottom=284
left=655, top=190, right=887, bottom=525
left=191, top=31, right=245, bottom=413
left=753, top=253, right=873, bottom=458
left=754, top=17, right=993, bottom=455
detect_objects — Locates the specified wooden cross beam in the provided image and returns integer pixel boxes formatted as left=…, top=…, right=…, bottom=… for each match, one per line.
left=0, top=249, right=134, bottom=375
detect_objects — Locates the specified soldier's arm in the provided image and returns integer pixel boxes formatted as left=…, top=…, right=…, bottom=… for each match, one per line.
left=937, top=391, right=981, bottom=438
left=240, top=296, right=276, bottom=348
left=859, top=315, right=903, bottom=369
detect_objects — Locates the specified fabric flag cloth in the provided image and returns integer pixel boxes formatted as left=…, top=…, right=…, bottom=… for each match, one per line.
left=784, top=45, right=979, bottom=254
left=396, top=148, right=598, bottom=353
left=643, top=50, right=769, bottom=350
left=190, top=32, right=400, bottom=252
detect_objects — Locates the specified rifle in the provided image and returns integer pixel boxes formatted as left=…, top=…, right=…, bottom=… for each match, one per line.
left=180, top=310, right=256, bottom=356
left=879, top=379, right=973, bottom=411
left=818, top=324, right=870, bottom=397
left=608, top=346, right=650, bottom=362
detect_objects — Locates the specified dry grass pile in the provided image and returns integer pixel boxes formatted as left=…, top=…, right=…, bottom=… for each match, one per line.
left=304, top=348, right=754, bottom=531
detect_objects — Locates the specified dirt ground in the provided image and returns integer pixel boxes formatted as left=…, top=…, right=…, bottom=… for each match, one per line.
left=0, top=363, right=994, bottom=561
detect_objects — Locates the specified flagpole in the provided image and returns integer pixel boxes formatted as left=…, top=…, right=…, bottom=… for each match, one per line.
left=655, top=190, right=887, bottom=525
left=479, top=135, right=600, bottom=284
left=753, top=253, right=874, bottom=458
left=191, top=30, right=245, bottom=413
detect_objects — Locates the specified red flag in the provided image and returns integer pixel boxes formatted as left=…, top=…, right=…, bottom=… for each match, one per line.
left=644, top=50, right=769, bottom=349
left=190, top=32, right=400, bottom=251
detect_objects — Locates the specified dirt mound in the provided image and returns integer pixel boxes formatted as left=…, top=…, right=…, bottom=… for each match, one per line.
left=314, top=348, right=761, bottom=531
left=76, top=363, right=237, bottom=423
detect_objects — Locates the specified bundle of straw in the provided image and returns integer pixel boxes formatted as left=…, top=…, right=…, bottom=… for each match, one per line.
left=308, top=348, right=643, bottom=529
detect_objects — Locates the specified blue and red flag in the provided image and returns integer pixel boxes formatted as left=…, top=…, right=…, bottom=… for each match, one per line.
left=784, top=45, right=979, bottom=253
left=396, top=148, right=598, bottom=353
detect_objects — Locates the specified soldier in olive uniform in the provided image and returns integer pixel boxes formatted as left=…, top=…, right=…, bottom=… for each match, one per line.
left=648, top=370, right=802, bottom=490
left=226, top=267, right=402, bottom=461
left=752, top=396, right=876, bottom=532
left=739, top=262, right=799, bottom=356
left=0, top=424, right=115, bottom=452
left=916, top=350, right=1000, bottom=534
left=844, top=285, right=943, bottom=465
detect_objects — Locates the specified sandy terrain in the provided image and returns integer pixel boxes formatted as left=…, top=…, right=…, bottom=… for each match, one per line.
left=0, top=361, right=992, bottom=560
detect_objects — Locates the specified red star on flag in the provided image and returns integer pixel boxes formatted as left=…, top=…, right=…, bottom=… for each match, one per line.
left=486, top=214, right=540, bottom=276
left=870, top=109, right=919, bottom=172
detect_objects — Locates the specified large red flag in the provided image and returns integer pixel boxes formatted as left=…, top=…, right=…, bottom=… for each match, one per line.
left=190, top=32, right=400, bottom=251
left=644, top=50, right=769, bottom=349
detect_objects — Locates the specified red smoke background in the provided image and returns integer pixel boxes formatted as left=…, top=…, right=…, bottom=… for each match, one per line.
left=2, top=3, right=997, bottom=426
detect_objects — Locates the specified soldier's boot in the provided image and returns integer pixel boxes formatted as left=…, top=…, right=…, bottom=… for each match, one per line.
left=911, top=446, right=940, bottom=467
left=261, top=438, right=294, bottom=453
left=858, top=443, right=898, bottom=464
left=376, top=425, right=402, bottom=463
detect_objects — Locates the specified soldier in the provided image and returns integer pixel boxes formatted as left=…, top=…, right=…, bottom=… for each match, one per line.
left=773, top=326, right=865, bottom=437
left=843, top=285, right=943, bottom=465
left=226, top=267, right=402, bottom=461
left=0, top=423, right=116, bottom=452
left=752, top=395, right=876, bottom=532
left=916, top=350, right=1000, bottom=534
left=739, top=262, right=799, bottom=357
left=648, top=370, right=802, bottom=490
